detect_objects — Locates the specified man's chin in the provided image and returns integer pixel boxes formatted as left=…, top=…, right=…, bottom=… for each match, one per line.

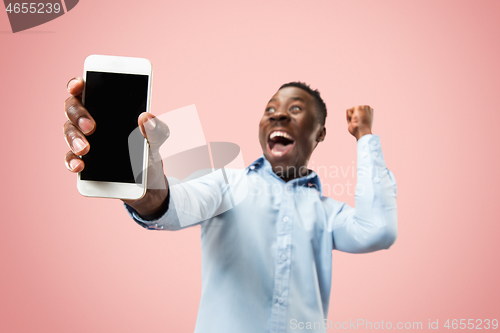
left=264, top=147, right=297, bottom=170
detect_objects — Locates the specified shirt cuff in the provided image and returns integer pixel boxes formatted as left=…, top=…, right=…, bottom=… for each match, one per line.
left=357, top=134, right=386, bottom=169
left=124, top=188, right=180, bottom=230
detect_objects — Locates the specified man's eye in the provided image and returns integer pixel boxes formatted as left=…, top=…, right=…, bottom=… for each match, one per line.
left=290, top=105, right=301, bottom=111
left=266, top=107, right=275, bottom=113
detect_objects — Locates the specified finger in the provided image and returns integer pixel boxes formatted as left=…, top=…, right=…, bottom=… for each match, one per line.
left=65, top=151, right=85, bottom=173
left=346, top=109, right=353, bottom=122
left=138, top=113, right=170, bottom=150
left=63, top=120, right=90, bottom=155
left=66, top=77, right=84, bottom=97
left=361, top=106, right=372, bottom=115
left=65, top=95, right=96, bottom=135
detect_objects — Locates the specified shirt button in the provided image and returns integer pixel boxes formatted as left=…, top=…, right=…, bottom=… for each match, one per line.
left=281, top=254, right=287, bottom=261
left=372, top=152, right=379, bottom=158
left=283, top=216, right=289, bottom=222
left=250, top=165, right=255, bottom=170
left=374, top=177, right=380, bottom=183
left=362, top=151, right=368, bottom=157
left=278, top=298, right=284, bottom=304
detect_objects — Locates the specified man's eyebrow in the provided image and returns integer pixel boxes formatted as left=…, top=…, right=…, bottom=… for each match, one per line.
left=267, top=96, right=306, bottom=104
left=288, top=96, right=306, bottom=102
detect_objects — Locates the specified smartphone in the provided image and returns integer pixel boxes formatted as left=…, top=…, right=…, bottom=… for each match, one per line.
left=77, top=54, right=152, bottom=200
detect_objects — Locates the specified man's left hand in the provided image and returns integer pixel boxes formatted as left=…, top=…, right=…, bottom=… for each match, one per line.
left=346, top=105, right=373, bottom=141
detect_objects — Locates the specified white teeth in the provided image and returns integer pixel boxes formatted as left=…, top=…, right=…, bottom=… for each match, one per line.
left=270, top=131, right=293, bottom=141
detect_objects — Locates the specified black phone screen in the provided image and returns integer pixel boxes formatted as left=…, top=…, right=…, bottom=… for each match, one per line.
left=80, top=71, right=149, bottom=184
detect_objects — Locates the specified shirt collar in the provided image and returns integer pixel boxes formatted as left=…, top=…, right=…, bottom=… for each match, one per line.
left=247, top=155, right=323, bottom=198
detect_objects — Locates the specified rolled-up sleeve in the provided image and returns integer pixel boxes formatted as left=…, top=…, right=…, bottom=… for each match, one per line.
left=330, top=134, right=398, bottom=253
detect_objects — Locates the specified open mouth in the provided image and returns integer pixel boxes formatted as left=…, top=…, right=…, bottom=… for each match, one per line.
left=268, top=130, right=295, bottom=157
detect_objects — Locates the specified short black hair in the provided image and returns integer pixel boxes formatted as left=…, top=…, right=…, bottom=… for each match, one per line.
left=279, top=81, right=327, bottom=125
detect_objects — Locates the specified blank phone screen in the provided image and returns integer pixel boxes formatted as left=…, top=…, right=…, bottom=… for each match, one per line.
left=80, top=71, right=148, bottom=184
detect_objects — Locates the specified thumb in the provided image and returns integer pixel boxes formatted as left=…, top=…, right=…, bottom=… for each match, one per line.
left=138, top=112, right=169, bottom=151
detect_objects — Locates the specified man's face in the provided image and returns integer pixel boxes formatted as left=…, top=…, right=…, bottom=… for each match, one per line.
left=259, top=86, right=326, bottom=178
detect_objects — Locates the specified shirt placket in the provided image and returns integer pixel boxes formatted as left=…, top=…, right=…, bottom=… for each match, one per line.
left=270, top=182, right=294, bottom=333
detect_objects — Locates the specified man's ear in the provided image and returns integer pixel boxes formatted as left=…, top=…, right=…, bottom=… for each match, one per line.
left=316, top=126, right=326, bottom=142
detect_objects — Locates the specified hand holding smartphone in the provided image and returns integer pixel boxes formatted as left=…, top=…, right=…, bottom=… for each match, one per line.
left=70, top=55, right=153, bottom=200
left=78, top=54, right=153, bottom=199
left=64, top=54, right=171, bottom=217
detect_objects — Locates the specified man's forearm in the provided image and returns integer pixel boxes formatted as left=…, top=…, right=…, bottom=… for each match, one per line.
left=353, top=134, right=398, bottom=250
left=332, top=134, right=398, bottom=253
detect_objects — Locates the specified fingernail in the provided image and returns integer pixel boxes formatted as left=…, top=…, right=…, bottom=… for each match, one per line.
left=73, top=138, right=87, bottom=153
left=144, top=118, right=156, bottom=131
left=67, top=79, right=78, bottom=92
left=78, top=117, right=94, bottom=134
left=69, top=159, right=80, bottom=171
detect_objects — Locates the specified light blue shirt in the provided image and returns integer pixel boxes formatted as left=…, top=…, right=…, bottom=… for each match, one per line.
left=125, top=134, right=397, bottom=333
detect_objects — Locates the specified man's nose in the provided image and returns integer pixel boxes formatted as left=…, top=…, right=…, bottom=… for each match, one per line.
left=269, top=108, right=290, bottom=122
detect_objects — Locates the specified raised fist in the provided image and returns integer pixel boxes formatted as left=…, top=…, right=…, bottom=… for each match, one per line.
left=346, top=105, right=373, bottom=140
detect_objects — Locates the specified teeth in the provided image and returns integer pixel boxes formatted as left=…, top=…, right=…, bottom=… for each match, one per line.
left=270, top=131, right=293, bottom=141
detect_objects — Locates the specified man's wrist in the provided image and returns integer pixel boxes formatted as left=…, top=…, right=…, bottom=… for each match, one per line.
left=138, top=190, right=170, bottom=220
left=125, top=189, right=169, bottom=221
left=122, top=176, right=169, bottom=220
left=355, top=128, right=372, bottom=141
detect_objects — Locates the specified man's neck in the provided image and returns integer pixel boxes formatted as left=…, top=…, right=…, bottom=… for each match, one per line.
left=272, top=165, right=311, bottom=182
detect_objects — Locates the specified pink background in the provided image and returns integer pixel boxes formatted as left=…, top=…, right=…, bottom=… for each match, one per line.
left=1, top=0, right=499, bottom=332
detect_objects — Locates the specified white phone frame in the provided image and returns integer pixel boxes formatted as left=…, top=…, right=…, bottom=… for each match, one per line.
left=77, top=54, right=152, bottom=200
